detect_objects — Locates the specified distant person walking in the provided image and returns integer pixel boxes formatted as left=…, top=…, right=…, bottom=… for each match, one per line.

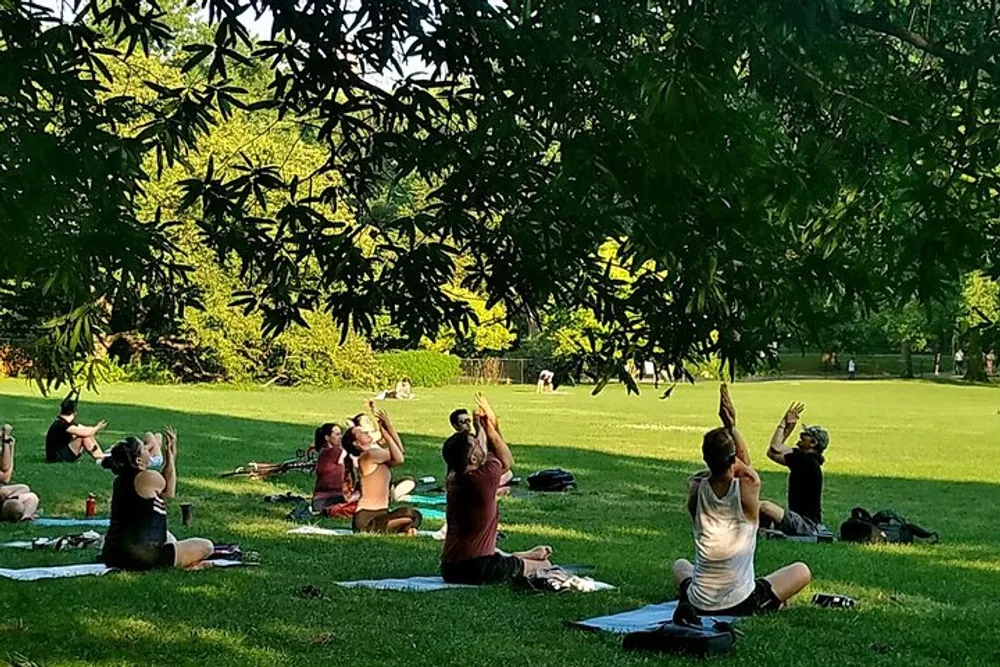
left=847, top=357, right=856, bottom=380
left=933, top=352, right=942, bottom=376
left=987, top=350, right=996, bottom=377
left=954, top=349, right=965, bottom=376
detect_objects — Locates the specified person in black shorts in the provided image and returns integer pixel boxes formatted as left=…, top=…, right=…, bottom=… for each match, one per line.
left=100, top=428, right=213, bottom=570
left=45, top=394, right=107, bottom=463
left=440, top=393, right=552, bottom=585
left=760, top=402, right=830, bottom=537
left=0, top=424, right=40, bottom=522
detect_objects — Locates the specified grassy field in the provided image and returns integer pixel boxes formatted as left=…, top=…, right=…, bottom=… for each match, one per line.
left=1, top=378, right=999, bottom=667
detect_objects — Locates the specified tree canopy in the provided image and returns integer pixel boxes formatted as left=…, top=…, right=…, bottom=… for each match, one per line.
left=4, top=0, right=1000, bottom=391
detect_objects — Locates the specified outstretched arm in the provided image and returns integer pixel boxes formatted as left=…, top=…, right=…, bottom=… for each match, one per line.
left=768, top=403, right=804, bottom=466
left=0, top=437, right=13, bottom=484
left=481, top=414, right=514, bottom=473
left=376, top=410, right=406, bottom=467
left=161, top=427, right=178, bottom=499
left=719, top=384, right=751, bottom=467
left=67, top=420, right=107, bottom=438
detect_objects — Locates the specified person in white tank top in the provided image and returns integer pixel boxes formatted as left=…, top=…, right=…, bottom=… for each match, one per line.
left=671, top=384, right=813, bottom=616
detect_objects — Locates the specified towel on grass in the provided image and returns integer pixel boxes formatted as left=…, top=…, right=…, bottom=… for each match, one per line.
left=0, top=559, right=247, bottom=582
left=287, top=525, right=440, bottom=538
left=33, top=518, right=111, bottom=528
left=570, top=601, right=735, bottom=634
left=0, top=531, right=103, bottom=551
left=336, top=576, right=474, bottom=592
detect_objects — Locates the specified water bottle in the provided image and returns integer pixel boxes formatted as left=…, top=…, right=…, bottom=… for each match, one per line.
left=85, top=493, right=96, bottom=518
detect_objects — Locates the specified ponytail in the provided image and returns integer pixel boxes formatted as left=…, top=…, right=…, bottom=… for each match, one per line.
left=103, top=437, right=144, bottom=476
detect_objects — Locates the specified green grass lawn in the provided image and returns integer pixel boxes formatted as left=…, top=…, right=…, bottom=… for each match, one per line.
left=1, top=378, right=999, bottom=667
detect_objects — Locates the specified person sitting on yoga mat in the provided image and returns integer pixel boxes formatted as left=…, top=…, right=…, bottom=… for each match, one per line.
left=0, top=424, right=40, bottom=522
left=45, top=394, right=107, bottom=463
left=440, top=394, right=552, bottom=585
left=342, top=409, right=422, bottom=534
left=759, top=402, right=830, bottom=537
left=672, top=384, right=811, bottom=616
left=101, top=428, right=214, bottom=570
left=311, top=422, right=358, bottom=514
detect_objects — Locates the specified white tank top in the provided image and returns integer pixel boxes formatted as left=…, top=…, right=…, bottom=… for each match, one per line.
left=688, top=476, right=758, bottom=611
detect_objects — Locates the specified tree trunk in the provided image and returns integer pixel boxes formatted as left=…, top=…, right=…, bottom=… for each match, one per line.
left=965, top=328, right=988, bottom=382
left=900, top=341, right=914, bottom=378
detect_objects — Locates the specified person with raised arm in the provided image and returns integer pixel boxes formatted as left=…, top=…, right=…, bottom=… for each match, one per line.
left=671, top=384, right=811, bottom=616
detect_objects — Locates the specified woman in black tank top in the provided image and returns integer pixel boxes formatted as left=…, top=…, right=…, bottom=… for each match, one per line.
left=100, top=432, right=214, bottom=570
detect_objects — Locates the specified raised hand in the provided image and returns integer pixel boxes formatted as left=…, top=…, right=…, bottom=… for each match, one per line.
left=163, top=426, right=178, bottom=458
left=475, top=392, right=497, bottom=425
left=375, top=409, right=392, bottom=428
left=719, top=384, right=736, bottom=430
left=96, top=420, right=108, bottom=432
left=783, top=402, right=806, bottom=428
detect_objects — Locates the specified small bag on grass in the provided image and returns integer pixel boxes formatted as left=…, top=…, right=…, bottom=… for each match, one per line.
left=527, top=468, right=576, bottom=492
left=623, top=620, right=738, bottom=657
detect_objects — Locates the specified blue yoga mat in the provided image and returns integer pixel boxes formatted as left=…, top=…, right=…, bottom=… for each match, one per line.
left=34, top=518, right=111, bottom=528
left=401, top=494, right=447, bottom=506
left=417, top=508, right=446, bottom=520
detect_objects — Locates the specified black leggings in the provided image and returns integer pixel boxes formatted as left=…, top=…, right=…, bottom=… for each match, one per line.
left=352, top=507, right=423, bottom=534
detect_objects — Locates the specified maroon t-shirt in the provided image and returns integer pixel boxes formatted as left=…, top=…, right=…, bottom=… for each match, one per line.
left=313, top=446, right=346, bottom=501
left=441, top=454, right=503, bottom=564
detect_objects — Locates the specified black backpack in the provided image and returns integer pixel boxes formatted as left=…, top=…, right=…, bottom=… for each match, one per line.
left=623, top=619, right=738, bottom=657
left=840, top=507, right=939, bottom=544
left=527, top=468, right=576, bottom=492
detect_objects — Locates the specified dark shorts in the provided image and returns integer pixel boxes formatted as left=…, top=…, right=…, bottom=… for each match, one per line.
left=679, top=577, right=781, bottom=616
left=779, top=510, right=822, bottom=537
left=311, top=495, right=346, bottom=514
left=352, top=507, right=422, bottom=534
left=48, top=446, right=81, bottom=463
left=441, top=552, right=525, bottom=585
left=102, top=542, right=176, bottom=571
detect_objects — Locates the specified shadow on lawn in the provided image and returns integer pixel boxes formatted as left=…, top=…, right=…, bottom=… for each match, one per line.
left=1, top=393, right=1000, bottom=667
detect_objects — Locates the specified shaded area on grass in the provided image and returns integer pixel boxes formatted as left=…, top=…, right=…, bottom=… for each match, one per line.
left=1, top=390, right=999, bottom=667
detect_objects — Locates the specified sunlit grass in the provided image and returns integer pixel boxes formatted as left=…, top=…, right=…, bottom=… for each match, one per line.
left=1, top=378, right=999, bottom=666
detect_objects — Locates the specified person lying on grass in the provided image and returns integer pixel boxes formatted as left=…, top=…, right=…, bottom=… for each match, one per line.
left=440, top=394, right=552, bottom=585
left=0, top=424, right=40, bottom=522
left=759, top=402, right=830, bottom=538
left=100, top=428, right=214, bottom=570
left=311, top=422, right=359, bottom=514
left=45, top=394, right=107, bottom=463
left=672, top=384, right=811, bottom=616
left=342, top=409, right=422, bottom=534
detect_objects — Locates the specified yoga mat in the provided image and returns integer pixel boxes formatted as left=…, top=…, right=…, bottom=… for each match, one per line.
left=0, top=559, right=247, bottom=582
left=571, top=601, right=736, bottom=633
left=34, top=518, right=111, bottom=528
left=416, top=508, right=446, bottom=520
left=336, top=576, right=474, bottom=592
left=397, top=494, right=447, bottom=506
left=288, top=525, right=440, bottom=538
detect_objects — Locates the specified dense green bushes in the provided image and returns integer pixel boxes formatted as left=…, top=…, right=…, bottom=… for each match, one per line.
left=377, top=350, right=461, bottom=387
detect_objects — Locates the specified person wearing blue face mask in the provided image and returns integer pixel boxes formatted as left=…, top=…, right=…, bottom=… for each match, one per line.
left=141, top=431, right=165, bottom=470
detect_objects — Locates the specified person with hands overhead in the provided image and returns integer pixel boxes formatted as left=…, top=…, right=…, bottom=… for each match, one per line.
left=101, top=427, right=214, bottom=570
left=45, top=392, right=107, bottom=463
left=671, top=384, right=811, bottom=616
left=760, top=402, right=831, bottom=537
left=342, top=408, right=422, bottom=534
left=440, top=393, right=553, bottom=585
left=0, top=424, right=40, bottom=522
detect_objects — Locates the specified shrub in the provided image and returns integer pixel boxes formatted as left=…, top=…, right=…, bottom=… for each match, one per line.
left=102, top=358, right=177, bottom=385
left=0, top=346, right=31, bottom=379
left=377, top=350, right=461, bottom=387
left=277, top=314, right=388, bottom=390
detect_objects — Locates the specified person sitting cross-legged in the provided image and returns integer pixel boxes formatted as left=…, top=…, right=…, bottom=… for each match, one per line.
left=0, top=424, right=40, bottom=522
left=45, top=394, right=106, bottom=463
left=100, top=428, right=214, bottom=570
left=759, top=402, right=830, bottom=538
left=440, top=395, right=552, bottom=585
left=342, top=409, right=422, bottom=534
left=671, top=384, right=811, bottom=616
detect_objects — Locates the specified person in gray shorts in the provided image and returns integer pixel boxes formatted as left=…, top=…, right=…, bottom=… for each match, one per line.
left=760, top=402, right=830, bottom=536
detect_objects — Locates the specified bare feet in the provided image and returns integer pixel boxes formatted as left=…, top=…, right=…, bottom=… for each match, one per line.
left=407, top=528, right=419, bottom=537
left=517, top=545, right=553, bottom=561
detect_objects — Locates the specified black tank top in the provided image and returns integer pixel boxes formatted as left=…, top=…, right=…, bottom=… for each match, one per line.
left=104, top=471, right=168, bottom=549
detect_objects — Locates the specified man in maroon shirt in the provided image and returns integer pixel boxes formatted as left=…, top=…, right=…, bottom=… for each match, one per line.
left=440, top=394, right=552, bottom=584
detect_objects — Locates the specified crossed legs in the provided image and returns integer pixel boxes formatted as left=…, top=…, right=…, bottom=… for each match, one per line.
left=0, top=485, right=40, bottom=522
left=671, top=558, right=811, bottom=607
left=68, top=435, right=104, bottom=460
left=166, top=532, right=215, bottom=569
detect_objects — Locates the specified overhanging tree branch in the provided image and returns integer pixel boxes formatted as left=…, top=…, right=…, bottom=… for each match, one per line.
left=841, top=9, right=980, bottom=71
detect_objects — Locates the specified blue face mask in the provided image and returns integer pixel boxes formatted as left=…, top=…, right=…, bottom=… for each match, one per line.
left=148, top=455, right=164, bottom=469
